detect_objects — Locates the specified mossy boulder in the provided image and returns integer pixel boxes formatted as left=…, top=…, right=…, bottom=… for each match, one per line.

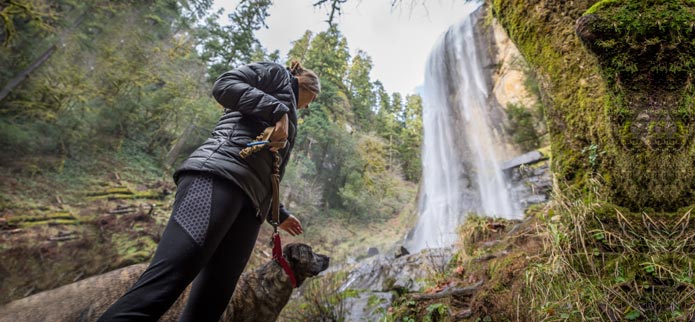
left=576, top=0, right=695, bottom=211
left=492, top=0, right=695, bottom=211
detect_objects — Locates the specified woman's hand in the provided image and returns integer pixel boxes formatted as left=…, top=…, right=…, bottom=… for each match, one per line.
left=269, top=114, right=288, bottom=152
left=278, top=214, right=303, bottom=236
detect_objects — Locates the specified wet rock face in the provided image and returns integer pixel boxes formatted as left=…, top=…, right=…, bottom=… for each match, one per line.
left=502, top=150, right=552, bottom=209
left=575, top=1, right=695, bottom=210
left=337, top=247, right=455, bottom=321
left=341, top=247, right=455, bottom=294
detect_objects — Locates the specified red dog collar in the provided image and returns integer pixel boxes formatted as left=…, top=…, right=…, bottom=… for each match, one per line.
left=272, top=233, right=297, bottom=288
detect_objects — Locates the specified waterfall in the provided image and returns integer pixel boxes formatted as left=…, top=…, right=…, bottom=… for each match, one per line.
left=408, top=3, right=521, bottom=252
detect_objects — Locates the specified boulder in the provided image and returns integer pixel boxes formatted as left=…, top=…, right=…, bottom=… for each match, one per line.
left=395, top=246, right=410, bottom=258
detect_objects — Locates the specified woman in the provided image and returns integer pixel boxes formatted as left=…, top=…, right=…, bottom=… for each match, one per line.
left=98, top=61, right=320, bottom=322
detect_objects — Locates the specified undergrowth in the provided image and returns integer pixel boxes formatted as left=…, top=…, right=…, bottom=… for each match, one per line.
left=524, top=176, right=695, bottom=321
left=279, top=271, right=354, bottom=322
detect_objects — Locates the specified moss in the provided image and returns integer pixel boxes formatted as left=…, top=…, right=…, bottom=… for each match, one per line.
left=86, top=187, right=133, bottom=196
left=111, top=233, right=157, bottom=265
left=133, top=189, right=162, bottom=199
left=491, top=0, right=607, bottom=193
left=8, top=212, right=75, bottom=223
left=86, top=189, right=162, bottom=201
left=458, top=213, right=516, bottom=256
left=536, top=145, right=551, bottom=159
left=8, top=212, right=80, bottom=227
left=117, top=250, right=152, bottom=266
left=494, top=0, right=695, bottom=211
left=488, top=1, right=695, bottom=315
left=367, top=294, right=386, bottom=308
left=578, top=1, right=695, bottom=210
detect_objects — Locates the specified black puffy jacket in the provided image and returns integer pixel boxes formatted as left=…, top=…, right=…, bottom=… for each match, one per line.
left=173, top=62, right=298, bottom=223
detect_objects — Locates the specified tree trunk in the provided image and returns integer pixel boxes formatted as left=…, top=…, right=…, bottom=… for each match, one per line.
left=165, top=123, right=195, bottom=167
left=0, top=45, right=57, bottom=102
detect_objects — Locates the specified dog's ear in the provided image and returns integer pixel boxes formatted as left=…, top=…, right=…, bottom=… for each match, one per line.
left=283, top=243, right=308, bottom=264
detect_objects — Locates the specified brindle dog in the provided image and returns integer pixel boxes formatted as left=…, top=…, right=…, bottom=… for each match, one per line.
left=0, top=243, right=329, bottom=322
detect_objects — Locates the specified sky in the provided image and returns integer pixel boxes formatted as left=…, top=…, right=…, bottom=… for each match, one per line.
left=213, top=0, right=480, bottom=95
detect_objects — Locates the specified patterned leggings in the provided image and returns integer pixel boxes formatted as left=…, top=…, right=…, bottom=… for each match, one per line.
left=98, top=171, right=262, bottom=322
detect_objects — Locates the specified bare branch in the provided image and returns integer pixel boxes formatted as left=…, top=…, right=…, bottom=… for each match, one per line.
left=312, top=0, right=348, bottom=27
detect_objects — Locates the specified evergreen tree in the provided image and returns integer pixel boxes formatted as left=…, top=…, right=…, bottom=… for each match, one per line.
left=197, top=0, right=273, bottom=81
left=373, top=81, right=390, bottom=113
left=346, top=50, right=376, bottom=131
left=301, top=26, right=350, bottom=123
left=400, top=94, right=423, bottom=182
left=287, top=30, right=313, bottom=63
left=303, top=26, right=350, bottom=89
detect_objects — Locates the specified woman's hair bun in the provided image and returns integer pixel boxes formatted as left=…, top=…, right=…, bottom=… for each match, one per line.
left=289, top=60, right=305, bottom=76
left=288, top=60, right=321, bottom=95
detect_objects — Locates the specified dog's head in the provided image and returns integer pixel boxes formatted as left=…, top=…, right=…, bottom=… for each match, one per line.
left=283, top=243, right=330, bottom=287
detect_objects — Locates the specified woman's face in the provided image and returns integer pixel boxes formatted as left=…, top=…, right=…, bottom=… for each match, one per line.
left=297, top=88, right=317, bottom=109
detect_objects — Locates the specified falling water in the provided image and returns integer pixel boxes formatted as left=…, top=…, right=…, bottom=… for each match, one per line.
left=409, top=3, right=521, bottom=252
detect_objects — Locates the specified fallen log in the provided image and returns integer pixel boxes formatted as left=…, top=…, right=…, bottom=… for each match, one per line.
left=108, top=208, right=136, bottom=215
left=473, top=250, right=509, bottom=262
left=411, top=280, right=483, bottom=301
left=454, top=309, right=473, bottom=319
left=48, top=235, right=77, bottom=242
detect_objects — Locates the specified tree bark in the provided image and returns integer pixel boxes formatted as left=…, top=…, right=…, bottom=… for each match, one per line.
left=165, top=123, right=195, bottom=167
left=0, top=44, right=57, bottom=102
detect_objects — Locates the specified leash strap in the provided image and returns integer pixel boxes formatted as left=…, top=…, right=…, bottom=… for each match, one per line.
left=240, top=126, right=296, bottom=288
left=240, top=126, right=286, bottom=228
left=270, top=151, right=282, bottom=227
left=272, top=232, right=297, bottom=288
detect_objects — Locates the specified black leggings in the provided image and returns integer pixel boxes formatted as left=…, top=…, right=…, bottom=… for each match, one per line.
left=98, top=171, right=262, bottom=322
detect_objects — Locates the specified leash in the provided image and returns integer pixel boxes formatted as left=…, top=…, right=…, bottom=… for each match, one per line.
left=240, top=127, right=298, bottom=288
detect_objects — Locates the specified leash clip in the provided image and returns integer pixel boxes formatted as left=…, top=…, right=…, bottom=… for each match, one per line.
left=239, top=127, right=288, bottom=159
left=246, top=140, right=270, bottom=147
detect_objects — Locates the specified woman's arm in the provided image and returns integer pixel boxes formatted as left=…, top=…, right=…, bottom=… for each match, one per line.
left=212, top=62, right=290, bottom=124
left=266, top=203, right=303, bottom=236
left=278, top=204, right=302, bottom=236
left=267, top=203, right=291, bottom=225
left=278, top=214, right=302, bottom=236
left=266, top=203, right=304, bottom=236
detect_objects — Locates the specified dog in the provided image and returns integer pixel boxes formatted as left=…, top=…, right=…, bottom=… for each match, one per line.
left=0, top=243, right=330, bottom=322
